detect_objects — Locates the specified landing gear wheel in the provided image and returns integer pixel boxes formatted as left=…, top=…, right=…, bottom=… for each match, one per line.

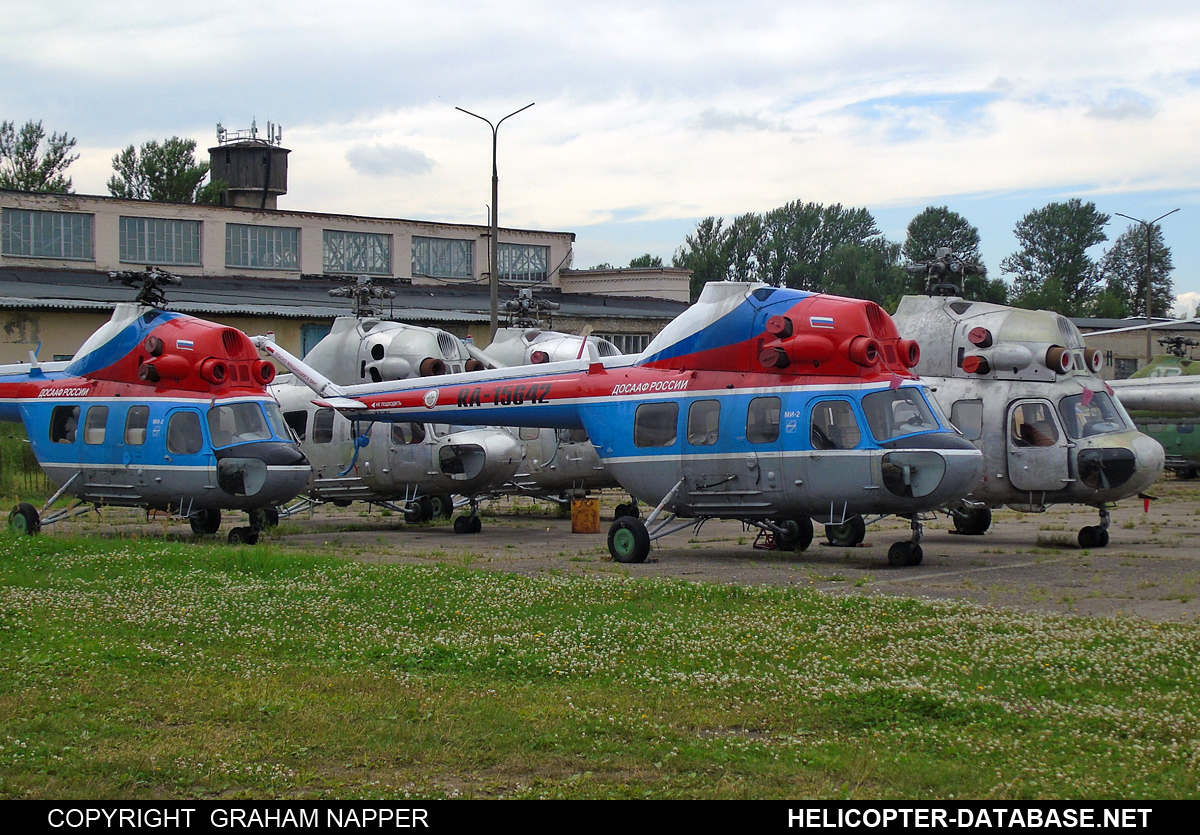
left=888, top=542, right=923, bottom=567
left=776, top=517, right=814, bottom=552
left=1078, top=525, right=1110, bottom=549
left=228, top=526, right=259, bottom=546
left=250, top=507, right=279, bottom=529
left=8, top=502, right=40, bottom=536
left=453, top=515, right=482, bottom=535
left=189, top=508, right=222, bottom=536
left=825, top=516, right=866, bottom=546
left=952, top=506, right=992, bottom=536
left=608, top=516, right=650, bottom=564
left=429, top=494, right=455, bottom=520
left=613, top=501, right=642, bottom=521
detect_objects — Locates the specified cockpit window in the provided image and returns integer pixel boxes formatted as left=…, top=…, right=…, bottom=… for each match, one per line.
left=809, top=400, right=861, bottom=450
left=863, top=389, right=939, bottom=440
left=207, top=403, right=273, bottom=448
left=1010, top=401, right=1059, bottom=447
left=1057, top=391, right=1129, bottom=439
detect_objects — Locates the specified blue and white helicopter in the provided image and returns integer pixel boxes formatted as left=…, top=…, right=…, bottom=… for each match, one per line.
left=260, top=281, right=985, bottom=566
left=0, top=268, right=311, bottom=543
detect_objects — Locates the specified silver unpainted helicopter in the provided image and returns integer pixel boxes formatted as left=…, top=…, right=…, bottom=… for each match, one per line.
left=884, top=250, right=1165, bottom=549
left=261, top=281, right=986, bottom=567
left=264, top=279, right=619, bottom=532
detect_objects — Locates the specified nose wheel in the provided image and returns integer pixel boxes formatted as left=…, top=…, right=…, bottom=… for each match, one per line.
left=1078, top=507, right=1111, bottom=549
left=887, top=516, right=924, bottom=567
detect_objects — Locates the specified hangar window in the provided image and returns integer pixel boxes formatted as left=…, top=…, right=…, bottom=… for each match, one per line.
left=50, top=405, right=80, bottom=444
left=634, top=402, right=678, bottom=448
left=687, top=400, right=721, bottom=446
left=2, top=209, right=93, bottom=260
left=125, top=406, right=149, bottom=445
left=84, top=406, right=108, bottom=445
left=119, top=217, right=201, bottom=265
left=324, top=230, right=391, bottom=275
left=412, top=237, right=473, bottom=279
left=167, top=411, right=204, bottom=455
left=225, top=223, right=299, bottom=270
left=498, top=243, right=549, bottom=284
left=747, top=397, right=781, bottom=444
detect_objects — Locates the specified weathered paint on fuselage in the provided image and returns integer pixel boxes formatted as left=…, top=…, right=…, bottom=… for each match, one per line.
left=893, top=294, right=1164, bottom=511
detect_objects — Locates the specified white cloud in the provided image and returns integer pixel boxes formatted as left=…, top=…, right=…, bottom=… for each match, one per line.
left=345, top=144, right=435, bottom=177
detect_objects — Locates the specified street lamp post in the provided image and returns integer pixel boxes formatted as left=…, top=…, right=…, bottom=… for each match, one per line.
left=1115, top=209, right=1179, bottom=366
left=455, top=102, right=535, bottom=342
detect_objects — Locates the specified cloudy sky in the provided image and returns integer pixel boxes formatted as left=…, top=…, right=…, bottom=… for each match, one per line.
left=5, top=0, right=1200, bottom=312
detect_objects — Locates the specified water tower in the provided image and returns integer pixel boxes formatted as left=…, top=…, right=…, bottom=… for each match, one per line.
left=208, top=121, right=290, bottom=209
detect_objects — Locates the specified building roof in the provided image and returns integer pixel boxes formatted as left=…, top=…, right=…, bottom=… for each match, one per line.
left=0, top=267, right=688, bottom=326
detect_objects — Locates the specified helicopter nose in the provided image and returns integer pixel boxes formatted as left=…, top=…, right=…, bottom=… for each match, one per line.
left=1076, top=434, right=1163, bottom=495
left=215, top=441, right=310, bottom=503
left=436, top=430, right=523, bottom=488
left=879, top=435, right=984, bottom=506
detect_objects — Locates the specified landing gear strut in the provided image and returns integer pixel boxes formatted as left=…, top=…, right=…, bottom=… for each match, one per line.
left=1078, top=506, right=1111, bottom=549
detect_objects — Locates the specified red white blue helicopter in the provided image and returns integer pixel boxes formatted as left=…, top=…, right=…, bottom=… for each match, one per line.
left=0, top=268, right=310, bottom=543
left=263, top=281, right=985, bottom=566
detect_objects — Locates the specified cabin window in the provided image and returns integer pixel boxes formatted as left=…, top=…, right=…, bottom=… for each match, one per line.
left=634, top=402, right=679, bottom=447
left=312, top=408, right=336, bottom=444
left=166, top=411, right=204, bottom=455
left=1057, top=392, right=1128, bottom=439
left=284, top=410, right=308, bottom=442
left=809, top=400, right=862, bottom=450
left=687, top=399, right=721, bottom=446
left=391, top=422, right=426, bottom=445
left=1010, top=402, right=1059, bottom=448
left=125, top=406, right=149, bottom=445
left=84, top=406, right=108, bottom=445
left=950, top=399, right=984, bottom=441
left=560, top=428, right=590, bottom=444
left=863, top=389, right=939, bottom=440
left=207, top=403, right=272, bottom=447
left=50, top=405, right=80, bottom=444
left=519, top=426, right=541, bottom=441
left=747, top=397, right=781, bottom=444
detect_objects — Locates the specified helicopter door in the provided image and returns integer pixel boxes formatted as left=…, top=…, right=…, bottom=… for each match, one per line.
left=387, top=421, right=430, bottom=475
left=1006, top=399, right=1071, bottom=492
left=805, top=398, right=869, bottom=513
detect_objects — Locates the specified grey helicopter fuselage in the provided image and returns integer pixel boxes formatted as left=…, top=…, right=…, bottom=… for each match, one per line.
left=892, top=295, right=1164, bottom=525
left=271, top=316, right=523, bottom=505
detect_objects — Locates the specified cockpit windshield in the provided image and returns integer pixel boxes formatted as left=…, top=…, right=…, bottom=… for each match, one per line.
left=863, top=388, right=941, bottom=441
left=1057, top=391, right=1130, bottom=439
left=208, top=402, right=275, bottom=447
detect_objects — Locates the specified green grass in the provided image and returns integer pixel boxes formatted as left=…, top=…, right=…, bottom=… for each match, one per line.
left=2, top=533, right=1199, bottom=799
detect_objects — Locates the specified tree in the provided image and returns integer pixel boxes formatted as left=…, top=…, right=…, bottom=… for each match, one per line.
left=628, top=253, right=665, bottom=268
left=823, top=240, right=908, bottom=310
left=673, top=216, right=730, bottom=301
left=108, top=137, right=222, bottom=203
left=588, top=262, right=615, bottom=270
left=1000, top=199, right=1109, bottom=317
left=903, top=206, right=983, bottom=267
left=1098, top=222, right=1174, bottom=319
left=0, top=119, right=78, bottom=192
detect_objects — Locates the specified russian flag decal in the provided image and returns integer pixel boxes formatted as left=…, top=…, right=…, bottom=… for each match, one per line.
left=176, top=339, right=194, bottom=351
left=810, top=316, right=835, bottom=329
